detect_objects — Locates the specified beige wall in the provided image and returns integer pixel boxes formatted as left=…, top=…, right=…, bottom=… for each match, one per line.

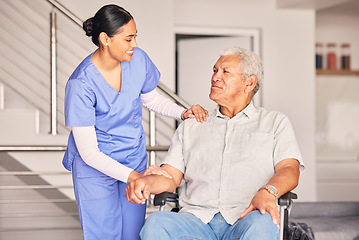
left=58, top=0, right=317, bottom=201
left=174, top=0, right=316, bottom=201
left=57, top=0, right=176, bottom=90
left=315, top=12, right=359, bottom=201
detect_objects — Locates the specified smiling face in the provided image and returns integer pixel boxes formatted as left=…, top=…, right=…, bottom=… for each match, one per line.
left=106, top=19, right=138, bottom=62
left=209, top=55, right=247, bottom=107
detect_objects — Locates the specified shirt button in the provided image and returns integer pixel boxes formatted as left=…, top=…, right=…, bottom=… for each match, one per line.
left=222, top=172, right=227, bottom=176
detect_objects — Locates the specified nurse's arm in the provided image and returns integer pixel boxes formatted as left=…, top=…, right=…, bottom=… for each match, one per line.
left=141, top=89, right=208, bottom=122
left=126, top=164, right=183, bottom=204
left=72, top=126, right=133, bottom=183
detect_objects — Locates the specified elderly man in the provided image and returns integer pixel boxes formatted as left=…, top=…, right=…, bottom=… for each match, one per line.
left=126, top=46, right=304, bottom=240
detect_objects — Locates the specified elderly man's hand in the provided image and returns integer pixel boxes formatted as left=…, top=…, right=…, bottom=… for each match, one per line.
left=240, top=190, right=280, bottom=228
left=182, top=104, right=208, bottom=123
left=126, top=178, right=150, bottom=204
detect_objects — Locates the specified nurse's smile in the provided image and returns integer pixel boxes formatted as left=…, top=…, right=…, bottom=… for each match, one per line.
left=126, top=50, right=134, bottom=56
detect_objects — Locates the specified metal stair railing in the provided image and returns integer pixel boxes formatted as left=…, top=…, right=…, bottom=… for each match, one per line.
left=0, top=0, right=191, bottom=171
left=45, top=0, right=191, bottom=166
left=0, top=1, right=192, bottom=236
left=0, top=145, right=170, bottom=215
left=0, top=146, right=171, bottom=234
left=1, top=0, right=190, bottom=158
left=45, top=0, right=191, bottom=133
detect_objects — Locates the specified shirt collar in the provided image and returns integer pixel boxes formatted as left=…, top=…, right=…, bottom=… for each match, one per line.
left=241, top=101, right=257, bottom=119
left=213, top=101, right=258, bottom=121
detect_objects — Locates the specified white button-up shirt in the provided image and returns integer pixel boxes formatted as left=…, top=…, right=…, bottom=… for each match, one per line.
left=162, top=102, right=304, bottom=225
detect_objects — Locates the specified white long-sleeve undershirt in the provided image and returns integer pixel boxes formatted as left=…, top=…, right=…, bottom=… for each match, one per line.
left=72, top=126, right=133, bottom=182
left=72, top=89, right=186, bottom=182
left=141, top=89, right=186, bottom=120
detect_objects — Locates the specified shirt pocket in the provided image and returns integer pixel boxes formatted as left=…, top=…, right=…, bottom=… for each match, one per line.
left=236, top=132, right=274, bottom=163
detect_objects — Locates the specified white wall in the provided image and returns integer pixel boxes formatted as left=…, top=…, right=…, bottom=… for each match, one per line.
left=316, top=13, right=359, bottom=157
left=316, top=14, right=359, bottom=70
left=57, top=0, right=317, bottom=201
left=315, top=13, right=359, bottom=201
left=57, top=0, right=178, bottom=148
left=174, top=0, right=316, bottom=201
left=57, top=0, right=176, bottom=90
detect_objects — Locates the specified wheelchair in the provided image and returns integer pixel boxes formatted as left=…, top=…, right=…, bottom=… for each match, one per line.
left=154, top=191, right=310, bottom=240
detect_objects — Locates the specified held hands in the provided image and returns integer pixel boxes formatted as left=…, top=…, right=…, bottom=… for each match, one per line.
left=126, top=177, right=150, bottom=204
left=240, top=189, right=280, bottom=228
left=182, top=104, right=208, bottom=123
left=126, top=166, right=172, bottom=204
left=141, top=165, right=172, bottom=179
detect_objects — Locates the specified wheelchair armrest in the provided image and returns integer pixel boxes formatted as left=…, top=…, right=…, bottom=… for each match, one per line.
left=154, top=192, right=179, bottom=207
left=155, top=191, right=297, bottom=207
left=278, top=191, right=297, bottom=207
left=278, top=191, right=297, bottom=240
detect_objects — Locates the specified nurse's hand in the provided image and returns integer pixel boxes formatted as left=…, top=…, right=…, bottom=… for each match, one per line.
left=141, top=165, right=173, bottom=179
left=182, top=104, right=208, bottom=123
left=127, top=166, right=172, bottom=183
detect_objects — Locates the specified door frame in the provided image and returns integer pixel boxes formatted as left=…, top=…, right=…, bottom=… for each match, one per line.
left=175, top=26, right=262, bottom=106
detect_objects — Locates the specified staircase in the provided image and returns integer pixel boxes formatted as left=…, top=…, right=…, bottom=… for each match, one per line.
left=0, top=0, right=95, bottom=134
left=0, top=0, right=186, bottom=238
left=0, top=152, right=82, bottom=240
left=0, top=82, right=78, bottom=239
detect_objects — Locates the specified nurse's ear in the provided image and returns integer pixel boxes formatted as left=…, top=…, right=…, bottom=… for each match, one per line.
left=99, top=32, right=110, bottom=48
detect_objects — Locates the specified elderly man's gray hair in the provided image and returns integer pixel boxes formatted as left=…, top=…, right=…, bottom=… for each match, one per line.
left=220, top=46, right=263, bottom=95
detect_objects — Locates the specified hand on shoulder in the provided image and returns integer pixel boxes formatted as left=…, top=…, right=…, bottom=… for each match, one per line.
left=182, top=104, right=208, bottom=123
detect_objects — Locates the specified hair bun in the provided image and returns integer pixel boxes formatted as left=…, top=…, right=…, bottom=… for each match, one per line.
left=83, top=17, right=94, bottom=37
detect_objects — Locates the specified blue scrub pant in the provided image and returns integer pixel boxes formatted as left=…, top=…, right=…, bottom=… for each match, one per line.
left=140, top=211, right=279, bottom=240
left=72, top=161, right=146, bottom=240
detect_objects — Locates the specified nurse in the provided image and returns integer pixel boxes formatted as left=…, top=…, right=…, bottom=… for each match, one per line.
left=62, top=4, right=207, bottom=240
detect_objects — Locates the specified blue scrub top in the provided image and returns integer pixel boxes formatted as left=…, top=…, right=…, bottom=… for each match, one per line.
left=63, top=48, right=160, bottom=176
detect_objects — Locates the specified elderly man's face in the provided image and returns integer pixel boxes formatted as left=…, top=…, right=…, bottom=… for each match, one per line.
left=209, top=55, right=246, bottom=106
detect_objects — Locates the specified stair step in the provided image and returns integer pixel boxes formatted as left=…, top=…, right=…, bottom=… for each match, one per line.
left=0, top=109, right=38, bottom=138
left=0, top=198, right=74, bottom=204
left=0, top=228, right=83, bottom=240
left=0, top=226, right=81, bottom=232
left=0, top=202, right=78, bottom=215
left=0, top=109, right=69, bottom=145
left=0, top=152, right=81, bottom=238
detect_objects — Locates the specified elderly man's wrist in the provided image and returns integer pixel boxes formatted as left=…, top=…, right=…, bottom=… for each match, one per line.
left=259, top=184, right=279, bottom=200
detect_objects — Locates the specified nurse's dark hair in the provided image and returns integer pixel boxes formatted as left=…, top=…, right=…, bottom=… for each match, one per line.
left=83, top=4, right=133, bottom=46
